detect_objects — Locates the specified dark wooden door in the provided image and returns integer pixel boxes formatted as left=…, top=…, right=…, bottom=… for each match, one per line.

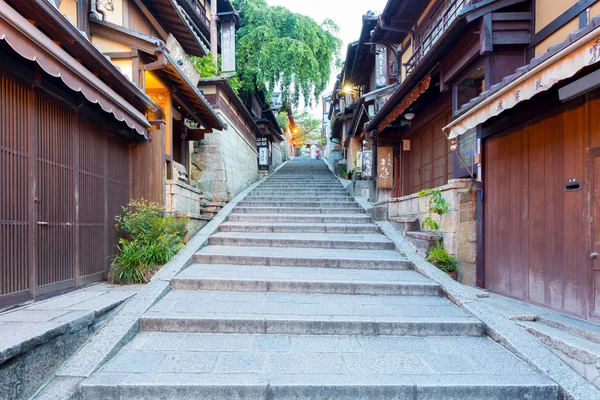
left=36, top=96, right=76, bottom=296
left=592, top=152, right=600, bottom=318
left=484, top=100, right=588, bottom=319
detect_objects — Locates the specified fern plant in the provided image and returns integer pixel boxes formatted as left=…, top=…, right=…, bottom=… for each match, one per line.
left=110, top=199, right=188, bottom=284
left=426, top=244, right=458, bottom=273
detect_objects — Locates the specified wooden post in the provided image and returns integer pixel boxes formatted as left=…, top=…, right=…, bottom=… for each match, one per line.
left=210, top=0, right=218, bottom=65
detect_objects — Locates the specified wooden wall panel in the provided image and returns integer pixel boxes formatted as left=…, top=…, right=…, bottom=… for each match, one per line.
left=485, top=99, right=590, bottom=319
left=0, top=77, right=30, bottom=299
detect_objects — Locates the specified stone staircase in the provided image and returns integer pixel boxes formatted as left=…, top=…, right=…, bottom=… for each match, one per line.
left=79, top=159, right=558, bottom=399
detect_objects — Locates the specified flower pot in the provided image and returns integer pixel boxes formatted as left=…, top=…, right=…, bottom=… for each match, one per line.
left=446, top=271, right=458, bottom=281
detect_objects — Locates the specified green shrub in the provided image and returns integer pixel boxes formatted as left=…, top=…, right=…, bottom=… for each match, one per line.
left=110, top=199, right=188, bottom=284
left=418, top=188, right=450, bottom=232
left=426, top=244, right=458, bottom=273
left=338, top=164, right=348, bottom=178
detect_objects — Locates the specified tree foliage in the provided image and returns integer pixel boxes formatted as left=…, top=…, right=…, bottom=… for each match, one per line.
left=293, top=110, right=322, bottom=145
left=232, top=0, right=342, bottom=108
left=190, top=53, right=243, bottom=93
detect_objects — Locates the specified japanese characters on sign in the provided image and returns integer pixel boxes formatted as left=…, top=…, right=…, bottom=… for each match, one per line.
left=362, top=150, right=373, bottom=179
left=259, top=147, right=269, bottom=166
left=375, top=45, right=388, bottom=89
left=377, top=146, right=394, bottom=189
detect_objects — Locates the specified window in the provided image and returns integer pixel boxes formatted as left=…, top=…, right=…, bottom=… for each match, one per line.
left=455, top=65, right=485, bottom=111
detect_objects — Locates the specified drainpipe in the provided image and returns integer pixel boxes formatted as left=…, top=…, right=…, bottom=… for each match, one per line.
left=94, top=0, right=106, bottom=21
left=210, top=0, right=218, bottom=65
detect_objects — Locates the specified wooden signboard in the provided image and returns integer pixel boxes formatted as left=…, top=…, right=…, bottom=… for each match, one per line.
left=166, top=34, right=201, bottom=86
left=362, top=150, right=373, bottom=179
left=377, top=146, right=394, bottom=189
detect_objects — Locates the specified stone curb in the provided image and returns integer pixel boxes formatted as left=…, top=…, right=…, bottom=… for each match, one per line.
left=32, top=161, right=290, bottom=400
left=341, top=171, right=599, bottom=399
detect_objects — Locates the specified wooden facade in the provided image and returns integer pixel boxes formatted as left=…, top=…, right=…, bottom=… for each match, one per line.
left=0, top=60, right=133, bottom=308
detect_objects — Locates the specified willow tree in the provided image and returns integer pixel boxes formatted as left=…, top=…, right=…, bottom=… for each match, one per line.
left=232, top=0, right=342, bottom=108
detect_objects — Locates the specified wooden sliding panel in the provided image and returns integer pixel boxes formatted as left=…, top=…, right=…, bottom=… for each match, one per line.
left=78, top=120, right=107, bottom=283
left=36, top=96, right=76, bottom=295
left=0, top=77, right=31, bottom=306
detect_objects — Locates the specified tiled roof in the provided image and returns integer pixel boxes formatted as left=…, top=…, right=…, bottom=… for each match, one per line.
left=456, top=15, right=600, bottom=115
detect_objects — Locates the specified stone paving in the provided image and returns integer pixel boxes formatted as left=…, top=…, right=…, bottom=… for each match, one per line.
left=79, top=160, right=558, bottom=399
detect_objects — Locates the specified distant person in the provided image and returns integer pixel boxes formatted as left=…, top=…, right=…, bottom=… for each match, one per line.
left=315, top=146, right=322, bottom=161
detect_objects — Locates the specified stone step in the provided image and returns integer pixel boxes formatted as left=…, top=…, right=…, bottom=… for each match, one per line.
left=80, top=333, right=557, bottom=400
left=518, top=321, right=600, bottom=375
left=194, top=246, right=412, bottom=270
left=227, top=214, right=373, bottom=224
left=140, top=290, right=485, bottom=336
left=219, top=222, right=380, bottom=233
left=536, top=313, right=600, bottom=345
left=238, top=201, right=360, bottom=208
left=235, top=207, right=365, bottom=214
left=208, top=232, right=395, bottom=250
left=172, top=264, right=440, bottom=296
left=245, top=196, right=353, bottom=202
left=251, top=190, right=349, bottom=195
left=405, top=231, right=443, bottom=256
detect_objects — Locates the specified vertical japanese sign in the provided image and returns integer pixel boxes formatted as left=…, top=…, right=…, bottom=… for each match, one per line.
left=259, top=147, right=269, bottom=166
left=356, top=151, right=363, bottom=173
left=375, top=45, right=388, bottom=89
left=362, top=150, right=373, bottom=179
left=377, top=146, right=394, bottom=189
left=221, top=21, right=236, bottom=73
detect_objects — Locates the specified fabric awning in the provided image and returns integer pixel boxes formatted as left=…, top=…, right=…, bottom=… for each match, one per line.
left=0, top=1, right=151, bottom=136
left=377, top=74, right=431, bottom=132
left=444, top=21, right=600, bottom=139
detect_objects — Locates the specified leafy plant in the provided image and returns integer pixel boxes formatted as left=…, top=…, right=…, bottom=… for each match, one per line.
left=110, top=199, right=188, bottom=284
left=276, top=112, right=290, bottom=132
left=191, top=54, right=243, bottom=93
left=418, top=188, right=450, bottom=232
left=232, top=0, right=342, bottom=108
left=339, top=164, right=348, bottom=179
left=426, top=244, right=458, bottom=273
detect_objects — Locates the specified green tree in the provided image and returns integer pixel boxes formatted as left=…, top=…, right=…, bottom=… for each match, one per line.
left=232, top=0, right=342, bottom=108
left=190, top=53, right=243, bottom=93
left=293, top=110, right=322, bottom=145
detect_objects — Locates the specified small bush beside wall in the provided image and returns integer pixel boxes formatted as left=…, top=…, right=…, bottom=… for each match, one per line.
left=110, top=199, right=189, bottom=284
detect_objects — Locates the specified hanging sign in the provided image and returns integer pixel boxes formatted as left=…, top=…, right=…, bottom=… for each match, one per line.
left=221, top=21, right=236, bottom=73
left=166, top=34, right=200, bottom=86
left=362, top=150, right=373, bottom=179
left=259, top=147, right=269, bottom=165
left=356, top=151, right=363, bottom=173
left=377, top=146, right=394, bottom=189
left=375, top=45, right=388, bottom=89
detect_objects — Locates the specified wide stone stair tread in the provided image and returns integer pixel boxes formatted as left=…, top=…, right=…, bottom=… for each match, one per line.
left=219, top=222, right=380, bottom=233
left=140, top=290, right=485, bottom=336
left=518, top=321, right=600, bottom=364
left=227, top=214, right=373, bottom=224
left=172, top=264, right=440, bottom=295
left=235, top=207, right=365, bottom=214
left=208, top=232, right=394, bottom=250
left=80, top=333, right=557, bottom=400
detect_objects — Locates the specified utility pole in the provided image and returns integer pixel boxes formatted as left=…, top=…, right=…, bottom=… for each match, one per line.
left=210, top=0, right=218, bottom=66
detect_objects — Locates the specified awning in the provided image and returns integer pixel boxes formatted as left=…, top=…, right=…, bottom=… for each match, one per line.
left=377, top=74, right=431, bottom=132
left=0, top=1, right=151, bottom=136
left=444, top=18, right=600, bottom=139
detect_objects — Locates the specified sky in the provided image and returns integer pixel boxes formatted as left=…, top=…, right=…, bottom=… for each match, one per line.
left=265, top=0, right=389, bottom=117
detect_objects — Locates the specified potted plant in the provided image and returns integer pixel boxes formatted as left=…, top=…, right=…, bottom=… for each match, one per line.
left=339, top=164, right=349, bottom=180
left=426, top=243, right=459, bottom=280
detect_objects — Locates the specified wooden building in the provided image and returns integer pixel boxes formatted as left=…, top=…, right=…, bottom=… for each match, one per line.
left=359, top=0, right=600, bottom=320
left=0, top=0, right=156, bottom=308
left=0, top=0, right=225, bottom=309
left=444, top=11, right=600, bottom=321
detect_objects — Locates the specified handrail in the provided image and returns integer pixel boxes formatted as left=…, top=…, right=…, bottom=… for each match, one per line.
left=405, top=0, right=468, bottom=76
left=181, top=0, right=210, bottom=28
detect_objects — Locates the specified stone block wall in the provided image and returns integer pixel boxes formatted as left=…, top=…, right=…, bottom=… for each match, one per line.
left=272, top=143, right=283, bottom=169
left=190, top=111, right=259, bottom=202
left=165, top=179, right=209, bottom=234
left=378, top=179, right=478, bottom=285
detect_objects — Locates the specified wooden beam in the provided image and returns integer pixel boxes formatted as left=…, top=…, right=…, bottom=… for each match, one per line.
left=492, top=32, right=530, bottom=45
left=131, top=0, right=169, bottom=41
left=465, top=0, right=528, bottom=23
left=530, top=0, right=596, bottom=48
left=491, top=12, right=531, bottom=21
left=480, top=13, right=493, bottom=55
left=90, top=20, right=160, bottom=54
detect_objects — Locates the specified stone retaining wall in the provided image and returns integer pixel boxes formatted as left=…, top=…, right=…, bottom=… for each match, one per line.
left=376, top=179, right=478, bottom=285
left=190, top=111, right=259, bottom=202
